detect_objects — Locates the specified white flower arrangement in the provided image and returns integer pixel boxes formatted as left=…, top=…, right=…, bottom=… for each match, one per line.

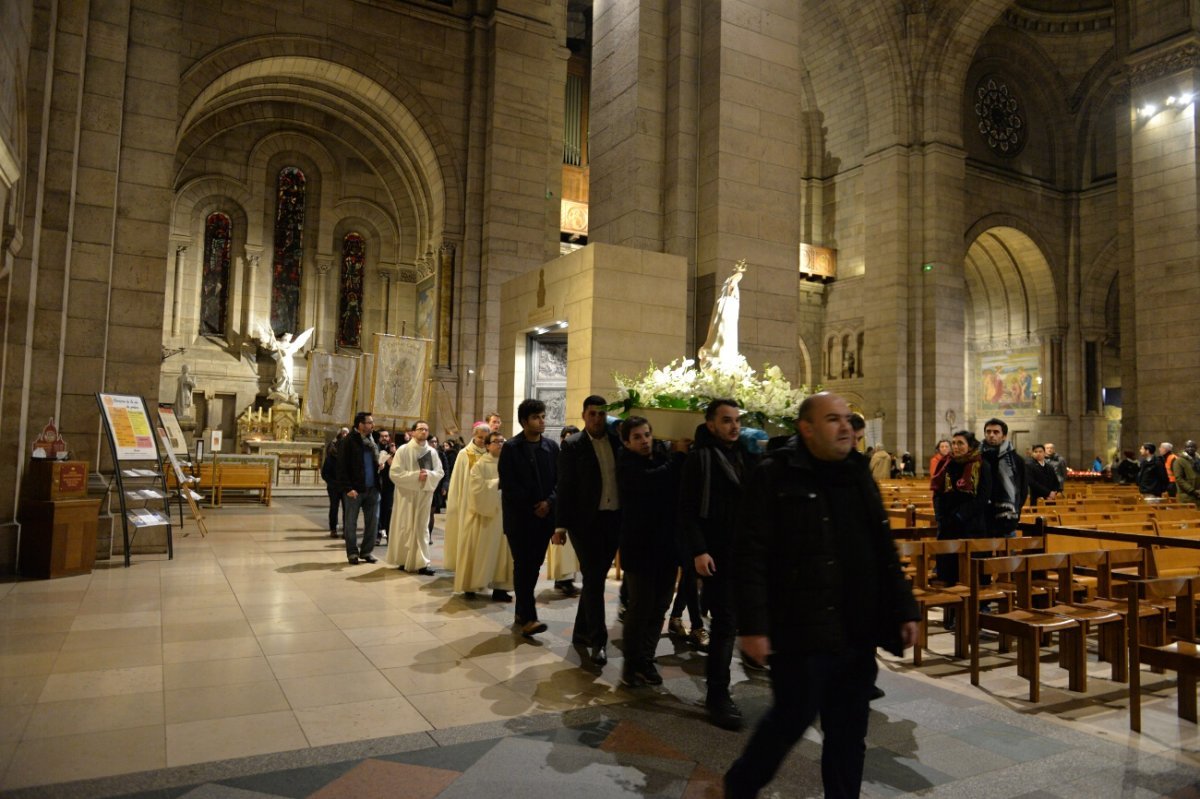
left=612, top=356, right=810, bottom=429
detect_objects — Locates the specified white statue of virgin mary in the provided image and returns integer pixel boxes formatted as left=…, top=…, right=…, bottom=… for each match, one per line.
left=698, top=259, right=747, bottom=368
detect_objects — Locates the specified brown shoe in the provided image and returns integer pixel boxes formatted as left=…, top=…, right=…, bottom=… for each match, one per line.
left=521, top=620, right=548, bottom=637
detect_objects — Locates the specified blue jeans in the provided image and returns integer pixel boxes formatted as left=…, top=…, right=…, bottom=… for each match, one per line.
left=342, top=487, right=379, bottom=558
left=725, top=647, right=876, bottom=799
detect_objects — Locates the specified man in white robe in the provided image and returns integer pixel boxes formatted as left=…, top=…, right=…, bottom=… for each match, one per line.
left=387, top=419, right=444, bottom=574
left=443, top=422, right=490, bottom=571
left=454, top=432, right=514, bottom=600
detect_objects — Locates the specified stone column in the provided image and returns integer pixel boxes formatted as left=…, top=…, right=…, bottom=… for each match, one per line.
left=315, top=257, right=333, bottom=348
left=242, top=250, right=261, bottom=334
left=437, top=241, right=456, bottom=368
left=1125, top=37, right=1200, bottom=442
left=171, top=244, right=187, bottom=337
left=378, top=268, right=392, bottom=334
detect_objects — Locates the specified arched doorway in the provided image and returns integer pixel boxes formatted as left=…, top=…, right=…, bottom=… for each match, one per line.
left=962, top=225, right=1058, bottom=452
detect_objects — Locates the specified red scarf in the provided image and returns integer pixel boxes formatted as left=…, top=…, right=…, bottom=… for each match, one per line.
left=945, top=448, right=983, bottom=495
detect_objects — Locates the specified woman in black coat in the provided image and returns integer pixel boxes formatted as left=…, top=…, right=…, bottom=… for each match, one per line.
left=932, top=430, right=991, bottom=586
left=321, top=428, right=349, bottom=537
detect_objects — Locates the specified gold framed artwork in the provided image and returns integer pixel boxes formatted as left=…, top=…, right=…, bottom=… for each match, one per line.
left=979, top=349, right=1040, bottom=412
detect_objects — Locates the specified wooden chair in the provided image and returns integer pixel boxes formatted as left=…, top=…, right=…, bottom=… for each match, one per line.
left=896, top=540, right=963, bottom=663
left=1016, top=552, right=1124, bottom=688
left=1128, top=576, right=1200, bottom=731
left=969, top=555, right=1085, bottom=702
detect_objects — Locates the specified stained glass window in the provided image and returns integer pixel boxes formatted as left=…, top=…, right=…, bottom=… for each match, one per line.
left=200, top=212, right=232, bottom=335
left=271, top=166, right=306, bottom=335
left=338, top=232, right=365, bottom=348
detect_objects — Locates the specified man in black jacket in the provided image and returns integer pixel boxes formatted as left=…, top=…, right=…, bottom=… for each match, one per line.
left=617, top=416, right=689, bottom=687
left=336, top=411, right=380, bottom=565
left=679, top=398, right=756, bottom=730
left=498, top=398, right=558, bottom=637
left=725, top=392, right=918, bottom=799
left=1025, top=443, right=1060, bottom=506
left=555, top=395, right=622, bottom=665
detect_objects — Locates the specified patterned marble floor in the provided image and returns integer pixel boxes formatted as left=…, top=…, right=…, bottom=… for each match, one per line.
left=2, top=497, right=1199, bottom=798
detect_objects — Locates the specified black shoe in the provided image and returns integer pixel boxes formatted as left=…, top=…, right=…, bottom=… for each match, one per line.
left=416, top=566, right=437, bottom=576
left=590, top=645, right=608, bottom=666
left=740, top=650, right=769, bottom=672
left=361, top=554, right=377, bottom=564
left=330, top=531, right=340, bottom=538
left=491, top=590, right=513, bottom=603
left=869, top=684, right=886, bottom=701
left=347, top=555, right=359, bottom=565
left=396, top=565, right=406, bottom=572
left=706, top=693, right=744, bottom=731
left=556, top=581, right=579, bottom=597
left=636, top=663, right=663, bottom=686
left=464, top=591, right=477, bottom=599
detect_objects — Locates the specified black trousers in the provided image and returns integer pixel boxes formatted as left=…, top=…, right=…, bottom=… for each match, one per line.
left=622, top=564, right=677, bottom=669
left=325, top=484, right=341, bottom=533
left=725, top=647, right=876, bottom=799
left=378, top=481, right=395, bottom=536
left=506, top=526, right=552, bottom=624
left=568, top=510, right=621, bottom=647
left=703, top=567, right=737, bottom=698
left=671, top=560, right=702, bottom=627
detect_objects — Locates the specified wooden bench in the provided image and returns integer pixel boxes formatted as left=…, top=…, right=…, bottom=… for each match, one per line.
left=212, top=464, right=272, bottom=507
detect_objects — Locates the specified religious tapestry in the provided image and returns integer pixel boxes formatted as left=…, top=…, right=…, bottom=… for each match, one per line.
left=270, top=166, right=305, bottom=336
left=303, top=351, right=359, bottom=426
left=370, top=334, right=431, bottom=422
left=338, top=232, right=364, bottom=348
left=201, top=213, right=231, bottom=335
left=979, top=348, right=1040, bottom=412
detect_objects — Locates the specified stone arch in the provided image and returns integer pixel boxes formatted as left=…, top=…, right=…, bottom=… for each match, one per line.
left=248, top=132, right=338, bottom=255
left=920, top=1, right=1018, bottom=143
left=796, top=334, right=813, bottom=389
left=330, top=197, right=399, bottom=267
left=178, top=39, right=459, bottom=240
left=1072, top=48, right=1121, bottom=187
left=963, top=219, right=1058, bottom=347
left=1080, top=236, right=1118, bottom=335
left=172, top=176, right=252, bottom=240
left=964, top=27, right=1073, bottom=184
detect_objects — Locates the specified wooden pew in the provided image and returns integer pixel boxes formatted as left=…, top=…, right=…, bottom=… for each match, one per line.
left=212, top=464, right=272, bottom=507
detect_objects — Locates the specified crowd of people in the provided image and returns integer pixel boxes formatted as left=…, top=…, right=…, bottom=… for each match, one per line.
left=319, top=391, right=920, bottom=798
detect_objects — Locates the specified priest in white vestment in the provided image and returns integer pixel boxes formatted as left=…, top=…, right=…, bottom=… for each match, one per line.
left=454, top=432, right=514, bottom=600
left=387, top=420, right=444, bottom=574
left=443, top=422, right=490, bottom=571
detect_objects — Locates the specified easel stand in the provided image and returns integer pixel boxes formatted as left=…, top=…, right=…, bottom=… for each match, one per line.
left=95, top=393, right=174, bottom=567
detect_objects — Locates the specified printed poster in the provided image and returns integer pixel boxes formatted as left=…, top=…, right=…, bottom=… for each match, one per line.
left=98, top=393, right=158, bottom=460
left=157, top=405, right=190, bottom=455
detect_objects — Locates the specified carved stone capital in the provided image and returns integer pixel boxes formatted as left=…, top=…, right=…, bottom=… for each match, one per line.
left=175, top=244, right=189, bottom=257
left=245, top=249, right=263, bottom=270
left=398, top=268, right=418, bottom=283
left=1128, top=43, right=1200, bottom=87
left=315, top=257, right=334, bottom=275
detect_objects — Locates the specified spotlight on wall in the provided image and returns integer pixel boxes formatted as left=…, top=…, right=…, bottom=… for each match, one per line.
left=1139, top=104, right=1158, bottom=117
left=1183, top=93, right=1194, bottom=105
left=557, top=321, right=568, bottom=329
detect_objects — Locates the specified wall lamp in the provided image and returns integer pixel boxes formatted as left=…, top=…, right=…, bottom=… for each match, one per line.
left=1139, top=92, right=1194, bottom=118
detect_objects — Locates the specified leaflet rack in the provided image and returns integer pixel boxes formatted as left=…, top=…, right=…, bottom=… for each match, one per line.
left=95, top=393, right=174, bottom=567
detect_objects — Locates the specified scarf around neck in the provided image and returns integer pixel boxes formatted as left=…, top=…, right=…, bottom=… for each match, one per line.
left=946, top=448, right=983, bottom=495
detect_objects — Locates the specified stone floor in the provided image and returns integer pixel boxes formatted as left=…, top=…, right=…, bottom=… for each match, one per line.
left=1, top=497, right=1199, bottom=798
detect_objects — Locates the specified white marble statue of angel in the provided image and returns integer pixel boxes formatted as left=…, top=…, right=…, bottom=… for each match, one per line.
left=256, top=323, right=314, bottom=404
left=698, top=259, right=747, bottom=368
